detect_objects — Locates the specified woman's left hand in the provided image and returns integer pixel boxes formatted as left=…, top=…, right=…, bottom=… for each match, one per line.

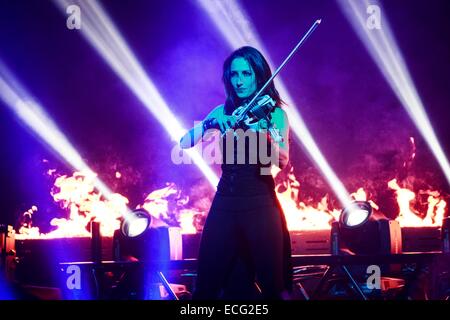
left=258, top=118, right=270, bottom=131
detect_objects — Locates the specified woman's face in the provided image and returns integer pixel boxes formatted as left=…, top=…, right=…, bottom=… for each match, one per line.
left=230, top=57, right=257, bottom=99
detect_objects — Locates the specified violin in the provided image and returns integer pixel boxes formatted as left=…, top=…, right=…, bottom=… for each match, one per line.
left=231, top=94, right=283, bottom=143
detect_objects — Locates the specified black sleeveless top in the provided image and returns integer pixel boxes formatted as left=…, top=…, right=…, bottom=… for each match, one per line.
left=216, top=106, right=278, bottom=197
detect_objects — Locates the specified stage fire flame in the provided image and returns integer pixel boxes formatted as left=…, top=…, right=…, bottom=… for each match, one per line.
left=16, top=166, right=447, bottom=239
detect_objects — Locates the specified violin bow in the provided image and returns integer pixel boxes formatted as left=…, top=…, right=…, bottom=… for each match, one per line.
left=235, top=19, right=322, bottom=124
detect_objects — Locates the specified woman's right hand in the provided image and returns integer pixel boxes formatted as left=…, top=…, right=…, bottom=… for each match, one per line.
left=209, top=111, right=238, bottom=134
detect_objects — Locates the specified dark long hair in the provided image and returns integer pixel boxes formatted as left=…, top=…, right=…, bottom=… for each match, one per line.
left=222, top=46, right=283, bottom=115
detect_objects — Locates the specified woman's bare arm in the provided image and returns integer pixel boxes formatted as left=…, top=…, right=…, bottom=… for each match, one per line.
left=179, top=105, right=224, bottom=149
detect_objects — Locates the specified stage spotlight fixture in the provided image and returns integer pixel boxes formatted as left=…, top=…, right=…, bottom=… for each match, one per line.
left=121, top=209, right=152, bottom=238
left=340, top=201, right=372, bottom=228
left=114, top=209, right=182, bottom=262
left=111, top=209, right=183, bottom=300
left=338, top=201, right=402, bottom=255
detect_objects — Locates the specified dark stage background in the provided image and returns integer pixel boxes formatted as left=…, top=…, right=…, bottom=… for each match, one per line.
left=1, top=0, right=449, bottom=231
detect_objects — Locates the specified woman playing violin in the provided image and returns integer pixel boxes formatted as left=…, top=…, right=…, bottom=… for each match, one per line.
left=180, top=46, right=292, bottom=299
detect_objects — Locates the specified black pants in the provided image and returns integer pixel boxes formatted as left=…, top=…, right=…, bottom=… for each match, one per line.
left=193, top=193, right=292, bottom=300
